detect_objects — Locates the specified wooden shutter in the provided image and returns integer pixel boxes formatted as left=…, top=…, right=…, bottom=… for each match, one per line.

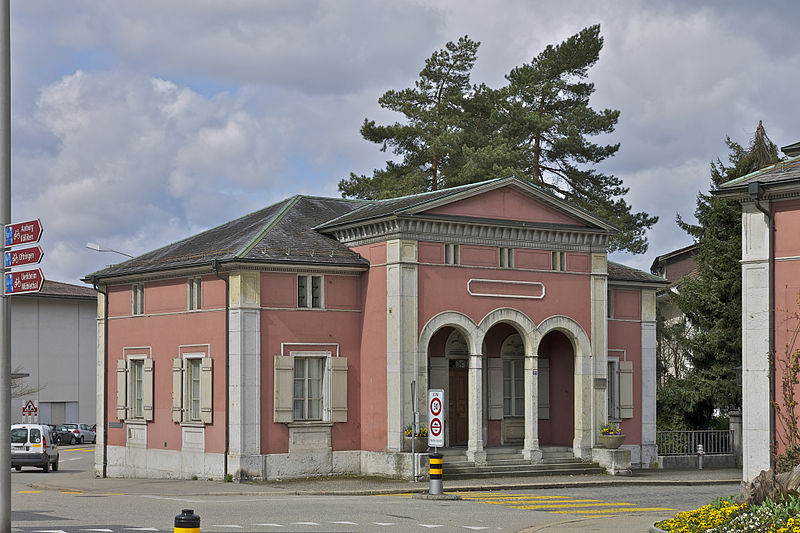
left=200, top=357, right=213, bottom=424
left=142, top=358, right=154, bottom=421
left=487, top=358, right=503, bottom=420
left=619, top=360, right=634, bottom=418
left=172, top=358, right=184, bottom=423
left=329, top=357, right=348, bottom=423
left=538, top=358, right=550, bottom=419
left=274, top=356, right=294, bottom=423
left=116, top=359, right=127, bottom=420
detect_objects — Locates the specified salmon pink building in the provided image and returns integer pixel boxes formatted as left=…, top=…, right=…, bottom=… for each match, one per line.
left=85, top=177, right=666, bottom=480
left=716, top=145, right=800, bottom=481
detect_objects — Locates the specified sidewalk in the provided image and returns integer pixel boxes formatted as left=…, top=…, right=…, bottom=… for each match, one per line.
left=30, top=466, right=743, bottom=497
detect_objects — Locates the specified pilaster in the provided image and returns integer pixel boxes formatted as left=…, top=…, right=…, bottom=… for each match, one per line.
left=227, top=271, right=262, bottom=479
left=640, top=288, right=658, bottom=467
left=741, top=204, right=771, bottom=482
left=94, top=291, right=106, bottom=477
left=385, top=239, right=418, bottom=452
left=590, top=253, right=608, bottom=448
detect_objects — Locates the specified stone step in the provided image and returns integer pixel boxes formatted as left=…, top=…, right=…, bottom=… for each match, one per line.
left=443, top=463, right=606, bottom=480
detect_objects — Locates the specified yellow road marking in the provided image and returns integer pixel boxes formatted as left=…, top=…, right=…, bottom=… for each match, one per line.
left=100, top=493, right=124, bottom=496
left=512, top=502, right=636, bottom=510
left=61, top=491, right=83, bottom=495
left=550, top=507, right=676, bottom=514
left=18, top=490, right=40, bottom=494
left=460, top=495, right=571, bottom=500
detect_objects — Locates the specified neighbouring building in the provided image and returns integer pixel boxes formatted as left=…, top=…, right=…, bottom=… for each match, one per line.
left=11, top=280, right=97, bottom=425
left=650, top=244, right=698, bottom=383
left=84, top=177, right=667, bottom=480
left=715, top=143, right=800, bottom=481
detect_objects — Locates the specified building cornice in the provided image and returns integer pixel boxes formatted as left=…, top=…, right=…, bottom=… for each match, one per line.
left=331, top=216, right=610, bottom=253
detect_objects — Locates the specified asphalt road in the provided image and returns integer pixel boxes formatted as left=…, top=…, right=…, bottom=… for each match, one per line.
left=10, top=446, right=740, bottom=532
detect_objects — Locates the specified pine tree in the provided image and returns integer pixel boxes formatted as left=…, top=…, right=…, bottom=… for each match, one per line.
left=659, top=122, right=779, bottom=428
left=339, top=26, right=657, bottom=254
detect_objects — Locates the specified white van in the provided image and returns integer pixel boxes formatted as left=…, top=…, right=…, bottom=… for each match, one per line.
left=11, top=424, right=59, bottom=472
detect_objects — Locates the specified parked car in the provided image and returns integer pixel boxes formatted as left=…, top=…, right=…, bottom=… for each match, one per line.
left=11, top=423, right=59, bottom=472
left=51, top=425, right=79, bottom=445
left=61, top=423, right=95, bottom=444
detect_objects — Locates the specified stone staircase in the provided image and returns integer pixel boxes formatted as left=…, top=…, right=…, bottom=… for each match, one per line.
left=435, top=446, right=605, bottom=480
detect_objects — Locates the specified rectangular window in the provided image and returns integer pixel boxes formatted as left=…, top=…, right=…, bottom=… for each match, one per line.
left=499, top=247, right=514, bottom=268
left=187, top=277, right=201, bottom=311
left=293, top=357, right=324, bottom=420
left=131, top=359, right=144, bottom=418
left=297, top=275, right=323, bottom=308
left=445, top=244, right=460, bottom=265
left=551, top=251, right=566, bottom=271
left=131, top=284, right=144, bottom=315
left=188, top=358, right=202, bottom=421
left=502, top=358, right=524, bottom=417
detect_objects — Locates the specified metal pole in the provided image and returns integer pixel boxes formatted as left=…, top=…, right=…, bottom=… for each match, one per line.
left=0, top=0, right=11, bottom=530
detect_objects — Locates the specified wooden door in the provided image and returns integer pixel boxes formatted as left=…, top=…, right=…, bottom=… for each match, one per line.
left=448, top=360, right=468, bottom=445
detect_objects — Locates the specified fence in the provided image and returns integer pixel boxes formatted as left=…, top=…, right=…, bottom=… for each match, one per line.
left=656, top=430, right=734, bottom=456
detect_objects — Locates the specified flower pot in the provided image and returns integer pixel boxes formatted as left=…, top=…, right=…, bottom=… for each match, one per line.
left=404, top=435, right=428, bottom=452
left=597, top=434, right=625, bottom=449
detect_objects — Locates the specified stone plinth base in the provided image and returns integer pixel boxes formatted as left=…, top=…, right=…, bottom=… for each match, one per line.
left=592, top=447, right=632, bottom=476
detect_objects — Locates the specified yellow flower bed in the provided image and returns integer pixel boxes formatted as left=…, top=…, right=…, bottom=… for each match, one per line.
left=656, top=502, right=745, bottom=532
left=776, top=517, right=800, bottom=533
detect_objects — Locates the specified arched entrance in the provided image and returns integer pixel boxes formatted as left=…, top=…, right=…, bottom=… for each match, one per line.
left=483, top=323, right=525, bottom=447
left=537, top=330, right=574, bottom=446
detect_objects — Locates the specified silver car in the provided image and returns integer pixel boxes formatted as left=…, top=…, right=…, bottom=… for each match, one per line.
left=11, top=424, right=59, bottom=472
left=61, top=423, right=96, bottom=444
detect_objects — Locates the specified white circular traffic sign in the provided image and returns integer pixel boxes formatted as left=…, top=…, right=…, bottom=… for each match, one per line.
left=430, top=397, right=442, bottom=416
left=430, top=418, right=442, bottom=436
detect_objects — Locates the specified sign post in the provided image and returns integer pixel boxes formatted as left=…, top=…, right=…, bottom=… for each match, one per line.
left=428, top=389, right=444, bottom=495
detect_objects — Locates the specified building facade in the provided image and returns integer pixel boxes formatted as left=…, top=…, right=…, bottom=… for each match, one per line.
left=11, top=280, right=97, bottom=425
left=86, top=177, right=666, bottom=480
left=716, top=145, right=800, bottom=481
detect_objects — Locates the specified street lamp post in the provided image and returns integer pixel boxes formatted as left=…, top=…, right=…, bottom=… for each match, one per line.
left=85, top=242, right=134, bottom=259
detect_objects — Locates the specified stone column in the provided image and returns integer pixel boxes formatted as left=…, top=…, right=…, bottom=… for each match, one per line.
left=741, top=203, right=772, bottom=482
left=522, top=353, right=542, bottom=462
left=385, top=239, right=418, bottom=452
left=467, top=353, right=486, bottom=464
left=729, top=410, right=742, bottom=466
left=640, top=289, right=658, bottom=468
left=228, top=271, right=262, bottom=479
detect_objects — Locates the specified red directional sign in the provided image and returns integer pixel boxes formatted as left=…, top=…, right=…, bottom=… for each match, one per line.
left=5, top=219, right=43, bottom=247
left=5, top=268, right=44, bottom=295
left=5, top=245, right=43, bottom=268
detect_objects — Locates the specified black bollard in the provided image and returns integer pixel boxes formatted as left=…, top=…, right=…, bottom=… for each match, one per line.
left=174, top=508, right=200, bottom=533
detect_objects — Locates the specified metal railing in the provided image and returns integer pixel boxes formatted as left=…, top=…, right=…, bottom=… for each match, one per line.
left=656, top=430, right=733, bottom=456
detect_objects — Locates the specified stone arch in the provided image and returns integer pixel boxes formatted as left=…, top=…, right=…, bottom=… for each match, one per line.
left=535, top=315, right=593, bottom=456
left=419, top=311, right=481, bottom=356
left=478, top=308, right=540, bottom=355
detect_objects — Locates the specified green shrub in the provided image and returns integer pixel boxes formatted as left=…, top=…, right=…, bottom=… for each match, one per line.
left=775, top=444, right=800, bottom=473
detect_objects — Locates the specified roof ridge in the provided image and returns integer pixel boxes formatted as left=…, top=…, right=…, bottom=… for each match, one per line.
left=236, top=195, right=302, bottom=257
left=721, top=154, right=800, bottom=188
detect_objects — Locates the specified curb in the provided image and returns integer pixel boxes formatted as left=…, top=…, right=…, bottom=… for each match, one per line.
left=29, top=477, right=742, bottom=497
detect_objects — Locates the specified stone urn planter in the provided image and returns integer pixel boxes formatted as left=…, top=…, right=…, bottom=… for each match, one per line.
left=404, top=435, right=428, bottom=452
left=597, top=434, right=625, bottom=449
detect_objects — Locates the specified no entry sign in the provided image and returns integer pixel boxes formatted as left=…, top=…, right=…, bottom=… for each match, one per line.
left=428, top=389, right=444, bottom=448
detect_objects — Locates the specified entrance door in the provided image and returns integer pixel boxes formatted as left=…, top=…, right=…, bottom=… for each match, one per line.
left=448, top=359, right=468, bottom=446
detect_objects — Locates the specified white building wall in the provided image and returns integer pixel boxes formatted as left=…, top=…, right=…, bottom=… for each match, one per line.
left=10, top=294, right=96, bottom=425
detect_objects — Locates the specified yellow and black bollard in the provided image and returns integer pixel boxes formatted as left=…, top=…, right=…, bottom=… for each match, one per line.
left=428, top=453, right=443, bottom=495
left=174, top=509, right=200, bottom=533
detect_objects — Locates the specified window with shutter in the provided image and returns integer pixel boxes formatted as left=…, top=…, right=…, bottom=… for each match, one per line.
left=142, top=358, right=154, bottom=421
left=538, top=358, right=550, bottom=419
left=172, top=358, right=184, bottom=423
left=619, top=360, right=634, bottom=418
left=200, top=357, right=213, bottom=424
left=116, top=359, right=127, bottom=420
left=329, top=357, right=348, bottom=423
left=273, top=356, right=294, bottom=423
left=487, top=358, right=504, bottom=420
